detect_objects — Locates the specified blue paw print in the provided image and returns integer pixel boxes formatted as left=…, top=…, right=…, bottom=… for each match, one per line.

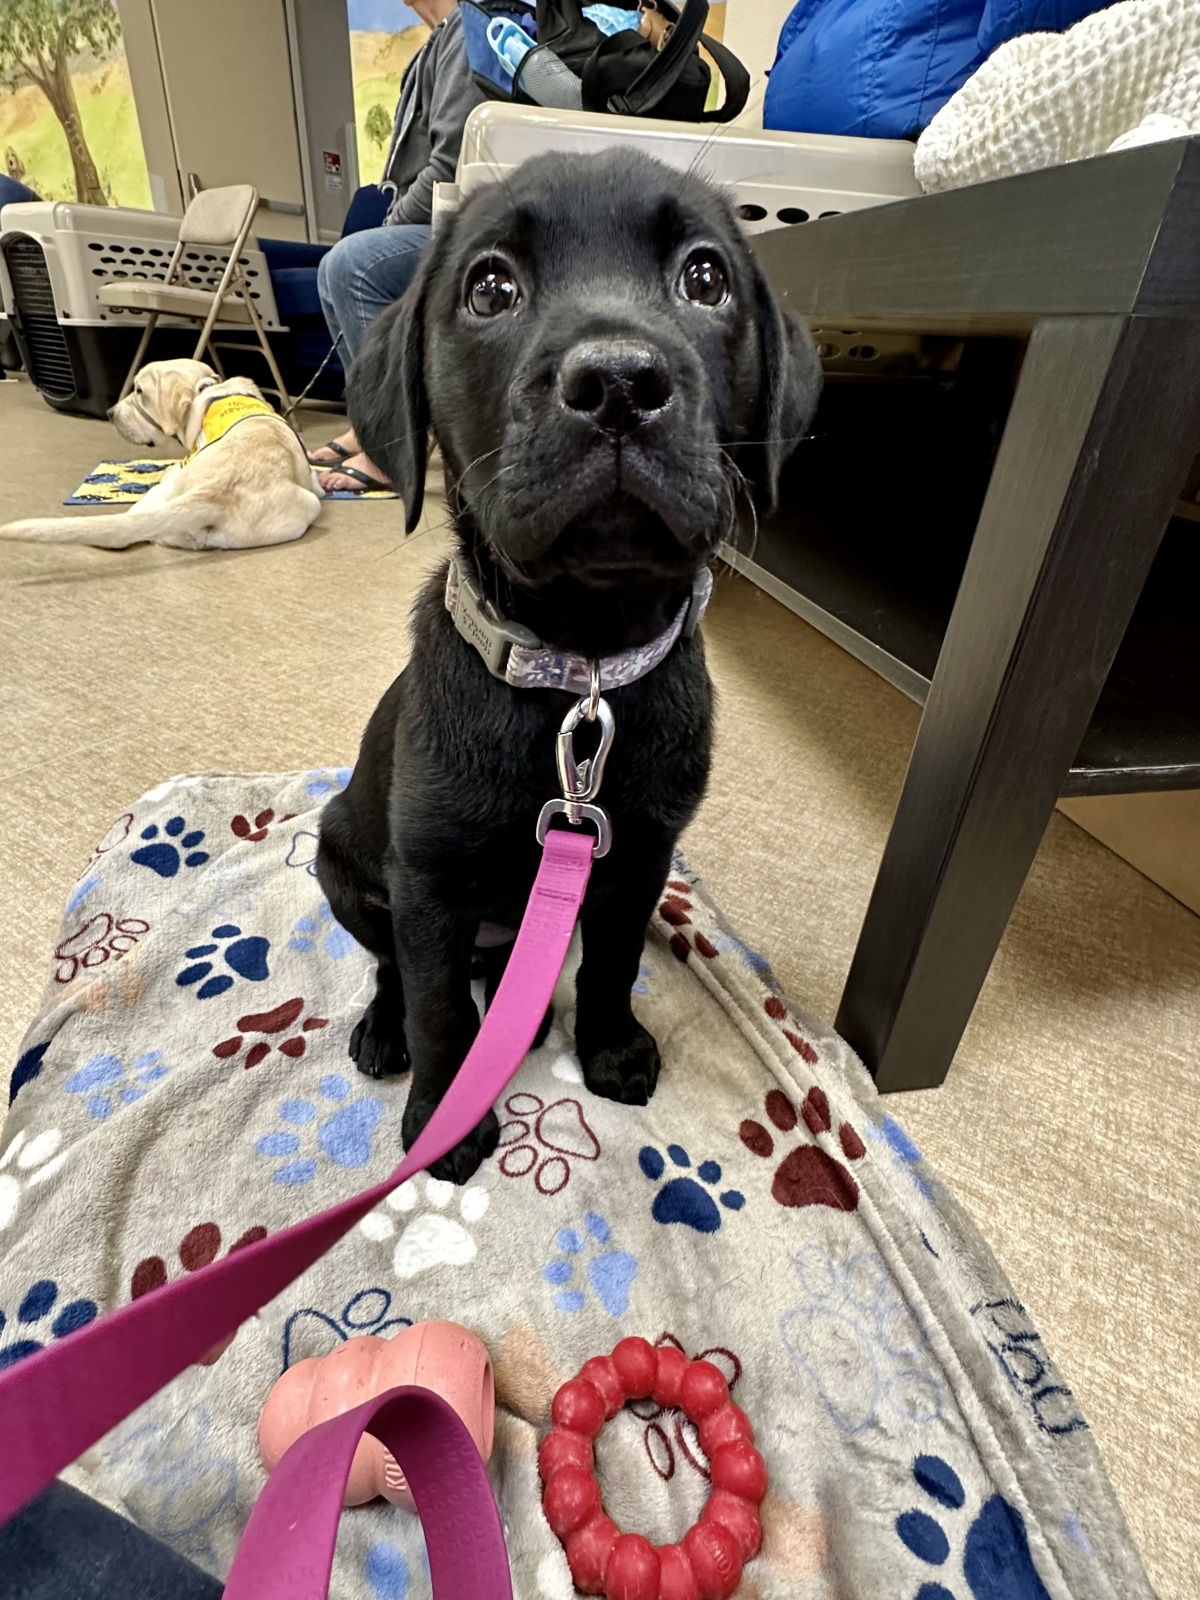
left=281, top=1285, right=412, bottom=1371
left=639, top=1145, right=744, bottom=1234
left=285, top=830, right=320, bottom=877
left=896, top=1454, right=1051, bottom=1600
left=255, top=1074, right=384, bottom=1186
left=131, top=816, right=209, bottom=878
left=0, top=1278, right=98, bottom=1371
left=9, top=1041, right=49, bottom=1106
left=543, top=1212, right=638, bottom=1316
left=366, top=1542, right=411, bottom=1600
left=305, top=768, right=352, bottom=797
left=632, top=961, right=652, bottom=997
left=176, top=924, right=270, bottom=999
left=970, top=1299, right=1085, bottom=1437
left=868, top=1114, right=934, bottom=1201
left=781, top=1243, right=943, bottom=1436
left=288, top=900, right=356, bottom=961
left=64, top=1050, right=167, bottom=1119
left=67, top=873, right=101, bottom=913
left=107, top=1405, right=236, bottom=1568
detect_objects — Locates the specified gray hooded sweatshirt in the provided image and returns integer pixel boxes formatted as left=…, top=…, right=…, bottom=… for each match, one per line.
left=380, top=8, right=486, bottom=227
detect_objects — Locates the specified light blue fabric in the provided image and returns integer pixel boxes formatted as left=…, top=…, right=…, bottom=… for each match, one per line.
left=763, top=0, right=1112, bottom=141
left=583, top=5, right=642, bottom=34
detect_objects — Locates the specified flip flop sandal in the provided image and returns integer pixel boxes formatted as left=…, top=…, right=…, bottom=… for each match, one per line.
left=321, top=462, right=394, bottom=493
left=306, top=439, right=354, bottom=466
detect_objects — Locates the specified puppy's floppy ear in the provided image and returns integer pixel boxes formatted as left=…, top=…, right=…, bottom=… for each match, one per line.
left=740, top=261, right=823, bottom=515
left=348, top=255, right=433, bottom=535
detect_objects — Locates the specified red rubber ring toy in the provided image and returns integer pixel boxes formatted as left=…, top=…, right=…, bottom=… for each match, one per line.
left=538, top=1337, right=768, bottom=1600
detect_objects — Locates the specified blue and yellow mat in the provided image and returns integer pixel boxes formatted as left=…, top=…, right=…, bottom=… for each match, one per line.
left=66, top=461, right=397, bottom=505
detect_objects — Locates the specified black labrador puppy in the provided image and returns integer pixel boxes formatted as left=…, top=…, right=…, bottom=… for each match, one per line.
left=318, top=150, right=820, bottom=1183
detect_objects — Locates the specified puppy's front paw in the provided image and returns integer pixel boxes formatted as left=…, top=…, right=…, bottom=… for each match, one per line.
left=402, top=1095, right=500, bottom=1185
left=581, top=1023, right=661, bottom=1106
left=348, top=997, right=410, bottom=1080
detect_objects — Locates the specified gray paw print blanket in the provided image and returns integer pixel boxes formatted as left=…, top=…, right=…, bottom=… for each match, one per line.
left=0, top=770, right=1155, bottom=1600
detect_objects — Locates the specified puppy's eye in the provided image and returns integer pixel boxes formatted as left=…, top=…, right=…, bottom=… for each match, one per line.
left=466, top=258, right=521, bottom=318
left=677, top=252, right=729, bottom=308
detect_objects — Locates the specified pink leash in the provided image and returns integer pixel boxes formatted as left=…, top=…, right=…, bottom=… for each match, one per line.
left=0, top=824, right=598, bottom=1599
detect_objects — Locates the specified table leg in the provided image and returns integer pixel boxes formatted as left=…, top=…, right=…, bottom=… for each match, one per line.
left=835, top=314, right=1200, bottom=1090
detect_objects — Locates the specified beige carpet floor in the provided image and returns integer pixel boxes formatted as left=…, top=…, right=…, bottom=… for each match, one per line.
left=1, top=372, right=1197, bottom=1597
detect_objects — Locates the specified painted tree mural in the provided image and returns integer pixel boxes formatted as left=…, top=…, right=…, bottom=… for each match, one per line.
left=0, top=0, right=120, bottom=204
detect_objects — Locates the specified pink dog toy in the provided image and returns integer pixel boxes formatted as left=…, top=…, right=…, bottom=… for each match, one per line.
left=258, top=1320, right=495, bottom=1511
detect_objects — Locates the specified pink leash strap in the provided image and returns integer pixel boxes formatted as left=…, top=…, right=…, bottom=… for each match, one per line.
left=0, top=827, right=596, bottom=1598
left=224, top=1387, right=510, bottom=1599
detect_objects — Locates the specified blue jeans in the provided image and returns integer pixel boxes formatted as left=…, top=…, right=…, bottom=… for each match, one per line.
left=317, top=224, right=432, bottom=368
left=0, top=1482, right=223, bottom=1599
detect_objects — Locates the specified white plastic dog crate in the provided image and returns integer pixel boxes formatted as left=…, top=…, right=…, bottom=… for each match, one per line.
left=442, top=103, right=921, bottom=231
left=0, top=201, right=284, bottom=417
left=436, top=104, right=924, bottom=377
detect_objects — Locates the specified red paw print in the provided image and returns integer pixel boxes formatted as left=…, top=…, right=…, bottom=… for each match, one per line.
left=740, top=1087, right=865, bottom=1212
left=628, top=1333, right=743, bottom=1482
left=658, top=878, right=718, bottom=963
left=497, top=1091, right=601, bottom=1195
left=762, top=995, right=819, bottom=1066
left=213, top=996, right=328, bottom=1068
left=230, top=808, right=295, bottom=842
left=54, top=912, right=151, bottom=984
left=131, top=1219, right=267, bottom=1364
left=77, top=812, right=133, bottom=878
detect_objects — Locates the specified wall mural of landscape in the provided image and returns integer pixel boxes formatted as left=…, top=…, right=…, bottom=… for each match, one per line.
left=0, top=2, right=728, bottom=214
left=0, top=0, right=150, bottom=206
left=349, top=0, right=429, bottom=186
left=0, top=0, right=430, bottom=212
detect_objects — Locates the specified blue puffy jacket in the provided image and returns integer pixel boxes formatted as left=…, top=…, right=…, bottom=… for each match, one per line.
left=763, top=0, right=1110, bottom=141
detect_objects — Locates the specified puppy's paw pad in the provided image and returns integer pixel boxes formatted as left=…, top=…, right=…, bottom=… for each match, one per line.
left=404, top=1102, right=499, bottom=1186
left=581, top=1027, right=661, bottom=1106
left=348, top=999, right=409, bottom=1079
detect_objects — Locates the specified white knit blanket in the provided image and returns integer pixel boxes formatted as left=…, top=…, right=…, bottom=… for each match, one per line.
left=915, top=0, right=1200, bottom=192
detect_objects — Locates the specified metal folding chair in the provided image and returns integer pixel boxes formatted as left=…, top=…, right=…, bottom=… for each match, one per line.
left=99, top=184, right=290, bottom=406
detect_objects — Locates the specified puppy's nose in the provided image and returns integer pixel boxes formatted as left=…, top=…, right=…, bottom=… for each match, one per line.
left=559, top=340, right=672, bottom=434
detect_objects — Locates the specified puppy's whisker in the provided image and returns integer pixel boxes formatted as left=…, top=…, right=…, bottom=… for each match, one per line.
left=449, top=447, right=504, bottom=501
left=720, top=452, right=759, bottom=563
left=372, top=505, right=459, bottom=561
left=711, top=433, right=822, bottom=449
left=355, top=419, right=431, bottom=457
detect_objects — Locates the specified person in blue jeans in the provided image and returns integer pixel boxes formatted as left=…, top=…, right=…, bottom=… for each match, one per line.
left=312, top=0, right=483, bottom=494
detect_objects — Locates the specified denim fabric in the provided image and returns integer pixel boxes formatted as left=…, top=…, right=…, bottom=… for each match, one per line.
left=316, top=223, right=432, bottom=366
left=0, top=1481, right=223, bottom=1599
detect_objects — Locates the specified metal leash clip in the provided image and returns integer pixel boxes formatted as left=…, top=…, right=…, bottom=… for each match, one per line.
left=536, top=663, right=614, bottom=857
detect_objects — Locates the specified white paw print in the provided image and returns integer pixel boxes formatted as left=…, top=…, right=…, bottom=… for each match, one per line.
left=550, top=1052, right=583, bottom=1085
left=359, top=1174, right=489, bottom=1280
left=140, top=775, right=204, bottom=804
left=0, top=1128, right=70, bottom=1231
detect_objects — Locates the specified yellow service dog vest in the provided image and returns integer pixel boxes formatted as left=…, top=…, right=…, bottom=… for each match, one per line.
left=185, top=393, right=278, bottom=460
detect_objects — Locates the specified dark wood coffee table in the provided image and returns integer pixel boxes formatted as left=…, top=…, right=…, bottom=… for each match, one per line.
left=745, top=136, right=1200, bottom=1091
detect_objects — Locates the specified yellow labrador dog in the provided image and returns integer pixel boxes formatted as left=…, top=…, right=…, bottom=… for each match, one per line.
left=0, top=359, right=322, bottom=551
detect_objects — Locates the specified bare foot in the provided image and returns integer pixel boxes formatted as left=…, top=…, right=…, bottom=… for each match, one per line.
left=317, top=451, right=392, bottom=494
left=307, top=428, right=357, bottom=467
